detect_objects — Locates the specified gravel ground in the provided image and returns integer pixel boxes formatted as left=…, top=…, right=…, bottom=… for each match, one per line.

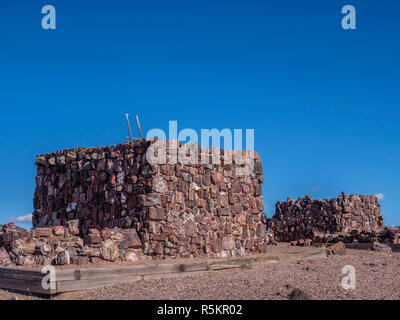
left=1, top=248, right=399, bottom=300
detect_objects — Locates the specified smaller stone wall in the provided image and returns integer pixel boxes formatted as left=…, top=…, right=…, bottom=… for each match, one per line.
left=379, top=226, right=400, bottom=244
left=0, top=222, right=147, bottom=267
left=269, top=193, right=384, bottom=243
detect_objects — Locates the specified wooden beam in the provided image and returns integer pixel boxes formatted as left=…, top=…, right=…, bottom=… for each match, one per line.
left=142, top=270, right=209, bottom=281
left=56, top=275, right=142, bottom=293
left=0, top=276, right=55, bottom=295
left=0, top=267, right=44, bottom=281
left=55, top=261, right=208, bottom=281
left=313, top=243, right=400, bottom=252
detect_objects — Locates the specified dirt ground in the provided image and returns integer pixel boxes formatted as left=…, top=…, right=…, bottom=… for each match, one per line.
left=1, top=246, right=399, bottom=300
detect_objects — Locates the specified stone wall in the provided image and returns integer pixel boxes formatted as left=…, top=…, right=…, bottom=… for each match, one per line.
left=379, top=226, right=400, bottom=244
left=0, top=222, right=146, bottom=266
left=31, top=139, right=272, bottom=262
left=269, top=193, right=385, bottom=243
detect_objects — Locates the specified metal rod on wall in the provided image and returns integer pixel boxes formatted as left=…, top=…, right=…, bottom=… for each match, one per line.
left=136, top=114, right=143, bottom=140
left=125, top=113, right=133, bottom=143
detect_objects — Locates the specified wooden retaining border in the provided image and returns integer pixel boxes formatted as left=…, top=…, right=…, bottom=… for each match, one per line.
left=0, top=250, right=325, bottom=295
left=0, top=267, right=56, bottom=295
left=313, top=243, right=400, bottom=252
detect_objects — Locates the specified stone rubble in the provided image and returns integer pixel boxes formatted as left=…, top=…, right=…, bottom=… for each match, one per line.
left=288, top=288, right=311, bottom=300
left=372, top=242, right=392, bottom=253
left=326, top=241, right=346, bottom=256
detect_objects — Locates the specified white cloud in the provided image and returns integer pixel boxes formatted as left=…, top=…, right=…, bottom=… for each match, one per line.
left=375, top=193, right=385, bottom=200
left=8, top=214, right=32, bottom=224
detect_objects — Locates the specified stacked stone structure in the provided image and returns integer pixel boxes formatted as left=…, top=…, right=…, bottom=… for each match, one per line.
left=0, top=139, right=274, bottom=266
left=379, top=226, right=400, bottom=244
left=269, top=193, right=385, bottom=243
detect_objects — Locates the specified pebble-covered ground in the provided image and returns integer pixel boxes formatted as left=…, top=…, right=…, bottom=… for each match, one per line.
left=1, top=248, right=399, bottom=300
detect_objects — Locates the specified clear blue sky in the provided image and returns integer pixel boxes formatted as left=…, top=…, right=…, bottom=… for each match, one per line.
left=0, top=0, right=399, bottom=226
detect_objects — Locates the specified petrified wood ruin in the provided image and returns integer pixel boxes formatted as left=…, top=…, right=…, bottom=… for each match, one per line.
left=0, top=139, right=274, bottom=267
left=269, top=193, right=386, bottom=243
left=1, top=139, right=397, bottom=268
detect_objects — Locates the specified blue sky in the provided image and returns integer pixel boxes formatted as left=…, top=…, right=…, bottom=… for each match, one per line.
left=0, top=0, right=399, bottom=226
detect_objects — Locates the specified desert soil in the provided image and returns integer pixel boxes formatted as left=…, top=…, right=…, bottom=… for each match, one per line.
left=1, top=246, right=399, bottom=300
